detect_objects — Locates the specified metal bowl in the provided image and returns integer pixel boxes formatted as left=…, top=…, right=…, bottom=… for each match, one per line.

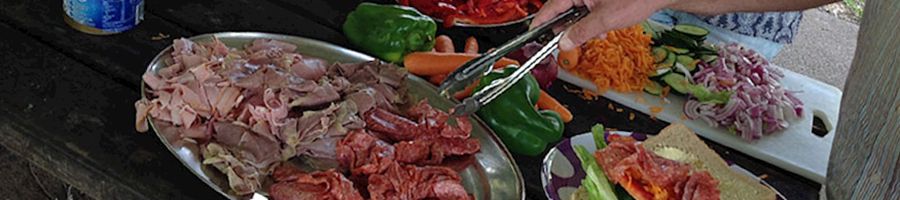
left=141, top=32, right=525, bottom=200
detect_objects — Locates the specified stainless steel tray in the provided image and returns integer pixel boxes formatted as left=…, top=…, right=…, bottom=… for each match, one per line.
left=141, top=32, right=524, bottom=200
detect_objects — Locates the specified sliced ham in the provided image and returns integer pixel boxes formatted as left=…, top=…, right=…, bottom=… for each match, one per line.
left=288, top=80, right=341, bottom=108
left=288, top=54, right=328, bottom=80
left=246, top=39, right=298, bottom=53
left=202, top=143, right=263, bottom=195
left=134, top=99, right=152, bottom=132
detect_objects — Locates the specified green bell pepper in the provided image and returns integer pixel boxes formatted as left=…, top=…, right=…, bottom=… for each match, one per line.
left=475, top=67, right=565, bottom=156
left=343, top=3, right=437, bottom=63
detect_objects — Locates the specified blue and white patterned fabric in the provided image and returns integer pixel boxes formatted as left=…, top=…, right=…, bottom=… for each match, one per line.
left=649, top=9, right=804, bottom=60
left=700, top=12, right=803, bottom=44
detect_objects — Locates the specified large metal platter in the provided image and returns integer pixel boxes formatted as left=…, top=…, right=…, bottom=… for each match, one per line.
left=141, top=32, right=524, bottom=200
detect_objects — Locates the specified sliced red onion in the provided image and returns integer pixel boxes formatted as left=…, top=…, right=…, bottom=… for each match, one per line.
left=683, top=43, right=804, bottom=141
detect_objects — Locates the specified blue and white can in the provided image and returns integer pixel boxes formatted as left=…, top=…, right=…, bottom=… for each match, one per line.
left=63, top=0, right=144, bottom=35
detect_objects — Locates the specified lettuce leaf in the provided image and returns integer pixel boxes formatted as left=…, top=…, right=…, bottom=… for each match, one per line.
left=686, top=84, right=732, bottom=104
left=574, top=145, right=618, bottom=200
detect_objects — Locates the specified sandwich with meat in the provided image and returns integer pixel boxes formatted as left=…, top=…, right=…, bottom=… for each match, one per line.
left=571, top=124, right=776, bottom=200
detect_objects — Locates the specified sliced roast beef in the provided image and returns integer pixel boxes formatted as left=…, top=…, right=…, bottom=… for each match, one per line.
left=269, top=166, right=363, bottom=200
left=367, top=163, right=471, bottom=200
left=394, top=137, right=481, bottom=165
left=364, top=108, right=420, bottom=142
left=337, top=130, right=396, bottom=176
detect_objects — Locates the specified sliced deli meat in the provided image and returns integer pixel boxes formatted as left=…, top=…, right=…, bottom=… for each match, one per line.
left=137, top=37, right=479, bottom=198
left=270, top=165, right=364, bottom=200
left=137, top=38, right=407, bottom=195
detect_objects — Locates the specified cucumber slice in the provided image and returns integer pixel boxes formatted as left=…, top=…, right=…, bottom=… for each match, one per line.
left=676, top=55, right=698, bottom=71
left=644, top=81, right=664, bottom=95
left=657, top=52, right=676, bottom=68
left=651, top=67, right=672, bottom=77
left=664, top=46, right=690, bottom=54
left=657, top=31, right=697, bottom=49
left=641, top=21, right=657, bottom=39
left=701, top=55, right=719, bottom=63
left=652, top=47, right=668, bottom=63
left=662, top=73, right=691, bottom=94
left=674, top=24, right=709, bottom=38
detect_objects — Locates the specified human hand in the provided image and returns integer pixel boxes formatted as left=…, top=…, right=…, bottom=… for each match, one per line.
left=530, top=0, right=675, bottom=51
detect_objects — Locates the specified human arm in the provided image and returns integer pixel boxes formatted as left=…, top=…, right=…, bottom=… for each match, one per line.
left=530, top=0, right=838, bottom=50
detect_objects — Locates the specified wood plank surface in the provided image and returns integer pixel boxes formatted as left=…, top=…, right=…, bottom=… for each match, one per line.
left=148, top=0, right=348, bottom=46
left=826, top=0, right=900, bottom=199
left=0, top=22, right=218, bottom=199
left=0, top=0, right=192, bottom=89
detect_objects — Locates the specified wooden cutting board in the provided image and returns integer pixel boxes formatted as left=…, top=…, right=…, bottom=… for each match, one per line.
left=557, top=65, right=840, bottom=183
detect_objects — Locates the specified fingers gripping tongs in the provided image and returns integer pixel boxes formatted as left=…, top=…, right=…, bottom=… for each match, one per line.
left=438, top=7, right=589, bottom=116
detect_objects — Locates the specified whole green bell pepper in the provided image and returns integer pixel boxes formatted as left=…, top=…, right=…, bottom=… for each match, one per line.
left=475, top=67, right=565, bottom=156
left=343, top=3, right=437, bottom=63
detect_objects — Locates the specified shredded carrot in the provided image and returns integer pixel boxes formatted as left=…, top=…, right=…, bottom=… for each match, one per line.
left=650, top=106, right=663, bottom=121
left=561, top=25, right=655, bottom=93
left=661, top=86, right=671, bottom=99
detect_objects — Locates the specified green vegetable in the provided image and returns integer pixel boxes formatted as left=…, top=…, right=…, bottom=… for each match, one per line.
left=643, top=81, right=664, bottom=95
left=591, top=124, right=607, bottom=149
left=575, top=145, right=618, bottom=200
left=662, top=73, right=732, bottom=104
left=343, top=3, right=437, bottom=63
left=664, top=46, right=690, bottom=54
left=686, top=84, right=732, bottom=104
left=701, top=54, right=719, bottom=63
left=651, top=68, right=672, bottom=78
left=657, top=52, right=676, bottom=68
left=475, top=67, right=565, bottom=156
left=676, top=55, right=698, bottom=71
left=652, top=47, right=668, bottom=63
left=641, top=21, right=660, bottom=39
left=673, top=24, right=709, bottom=39
left=662, top=73, right=690, bottom=94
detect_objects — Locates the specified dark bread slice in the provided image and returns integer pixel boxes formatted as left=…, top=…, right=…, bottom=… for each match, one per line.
left=643, top=124, right=776, bottom=200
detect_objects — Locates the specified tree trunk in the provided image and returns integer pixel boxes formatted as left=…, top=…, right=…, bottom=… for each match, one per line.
left=826, top=0, right=900, bottom=199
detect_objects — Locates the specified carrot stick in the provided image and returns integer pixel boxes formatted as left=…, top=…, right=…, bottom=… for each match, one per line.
left=537, top=90, right=573, bottom=122
left=428, top=74, right=447, bottom=85
left=464, top=37, right=478, bottom=53
left=453, top=81, right=479, bottom=100
left=435, top=35, right=454, bottom=53
left=557, top=46, right=581, bottom=69
left=403, top=52, right=520, bottom=76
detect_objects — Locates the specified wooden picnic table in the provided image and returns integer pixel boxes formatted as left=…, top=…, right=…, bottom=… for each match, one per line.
left=0, top=0, right=822, bottom=199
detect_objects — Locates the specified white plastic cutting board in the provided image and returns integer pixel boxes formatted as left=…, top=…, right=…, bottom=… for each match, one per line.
left=558, top=66, right=841, bottom=183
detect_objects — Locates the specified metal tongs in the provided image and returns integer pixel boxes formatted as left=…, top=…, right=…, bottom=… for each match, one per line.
left=439, top=7, right=589, bottom=116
